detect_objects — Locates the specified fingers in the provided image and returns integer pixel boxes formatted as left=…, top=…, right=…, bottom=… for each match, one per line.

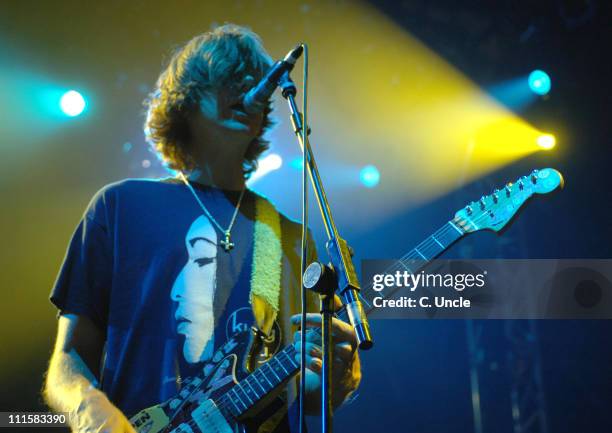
left=333, top=341, right=355, bottom=364
left=293, top=332, right=353, bottom=360
left=293, top=339, right=321, bottom=356
left=293, top=340, right=323, bottom=372
left=291, top=310, right=358, bottom=377
left=290, top=314, right=357, bottom=346
left=293, top=329, right=322, bottom=346
left=293, top=336, right=354, bottom=369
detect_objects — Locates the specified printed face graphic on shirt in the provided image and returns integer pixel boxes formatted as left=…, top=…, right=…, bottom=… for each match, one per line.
left=171, top=215, right=218, bottom=364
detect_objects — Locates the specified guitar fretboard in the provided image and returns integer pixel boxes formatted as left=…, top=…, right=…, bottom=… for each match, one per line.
left=216, top=345, right=300, bottom=419
left=357, top=219, right=465, bottom=313
left=214, top=219, right=465, bottom=419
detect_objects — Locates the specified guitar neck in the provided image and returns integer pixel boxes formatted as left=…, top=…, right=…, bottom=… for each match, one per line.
left=356, top=218, right=466, bottom=313
left=215, top=343, right=300, bottom=419
left=214, top=219, right=466, bottom=419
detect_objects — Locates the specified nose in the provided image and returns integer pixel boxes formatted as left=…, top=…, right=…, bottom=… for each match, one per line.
left=170, top=268, right=185, bottom=302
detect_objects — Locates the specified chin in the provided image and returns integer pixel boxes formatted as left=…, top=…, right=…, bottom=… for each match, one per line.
left=182, top=340, right=206, bottom=364
left=182, top=348, right=198, bottom=364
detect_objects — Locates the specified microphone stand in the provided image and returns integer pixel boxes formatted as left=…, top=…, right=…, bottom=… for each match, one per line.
left=281, top=81, right=374, bottom=433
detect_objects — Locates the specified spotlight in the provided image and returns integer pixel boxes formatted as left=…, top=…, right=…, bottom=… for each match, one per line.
left=359, top=165, right=380, bottom=188
left=248, top=153, right=283, bottom=184
left=60, top=90, right=86, bottom=117
left=528, top=70, right=551, bottom=96
left=537, top=134, right=556, bottom=150
left=265, top=153, right=283, bottom=171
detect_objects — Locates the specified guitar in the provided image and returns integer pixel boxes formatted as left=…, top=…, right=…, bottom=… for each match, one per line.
left=129, top=168, right=564, bottom=433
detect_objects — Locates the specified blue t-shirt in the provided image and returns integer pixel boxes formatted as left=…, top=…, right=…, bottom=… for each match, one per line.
left=50, top=178, right=288, bottom=419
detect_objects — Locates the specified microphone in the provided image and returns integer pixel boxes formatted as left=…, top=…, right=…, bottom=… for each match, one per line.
left=243, top=44, right=303, bottom=114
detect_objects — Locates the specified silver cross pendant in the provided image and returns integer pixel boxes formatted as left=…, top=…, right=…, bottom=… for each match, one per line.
left=220, top=231, right=235, bottom=252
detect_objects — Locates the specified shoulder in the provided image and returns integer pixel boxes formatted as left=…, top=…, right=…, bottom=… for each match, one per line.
left=83, top=177, right=179, bottom=223
left=248, top=189, right=303, bottom=235
left=95, top=177, right=178, bottom=197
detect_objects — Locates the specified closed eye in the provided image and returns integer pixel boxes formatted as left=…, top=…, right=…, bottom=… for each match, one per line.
left=189, top=237, right=216, bottom=247
left=194, top=257, right=215, bottom=267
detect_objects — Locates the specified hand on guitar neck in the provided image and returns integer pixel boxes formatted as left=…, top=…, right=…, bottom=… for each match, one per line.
left=290, top=295, right=361, bottom=411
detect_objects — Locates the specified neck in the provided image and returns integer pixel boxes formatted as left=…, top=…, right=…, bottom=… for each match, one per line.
left=187, top=161, right=246, bottom=191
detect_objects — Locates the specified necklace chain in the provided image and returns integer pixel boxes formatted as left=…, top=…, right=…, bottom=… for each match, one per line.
left=178, top=172, right=246, bottom=252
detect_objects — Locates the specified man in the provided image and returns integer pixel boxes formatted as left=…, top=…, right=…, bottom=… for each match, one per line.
left=43, top=24, right=361, bottom=433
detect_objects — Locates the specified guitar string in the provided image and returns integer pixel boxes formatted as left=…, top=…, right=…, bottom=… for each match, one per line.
left=368, top=201, right=505, bottom=293
left=357, top=220, right=465, bottom=307
left=177, top=343, right=301, bottom=423
left=173, top=211, right=497, bottom=427
left=360, top=213, right=476, bottom=309
left=358, top=209, right=495, bottom=308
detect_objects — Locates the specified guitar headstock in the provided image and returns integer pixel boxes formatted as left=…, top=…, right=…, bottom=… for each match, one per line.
left=454, top=168, right=564, bottom=233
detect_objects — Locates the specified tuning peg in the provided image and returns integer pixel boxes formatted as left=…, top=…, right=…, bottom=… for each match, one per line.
left=466, top=205, right=473, bottom=216
left=492, top=189, right=499, bottom=203
left=531, top=170, right=539, bottom=184
left=505, top=183, right=512, bottom=196
left=479, top=196, right=486, bottom=210
left=518, top=179, right=525, bottom=190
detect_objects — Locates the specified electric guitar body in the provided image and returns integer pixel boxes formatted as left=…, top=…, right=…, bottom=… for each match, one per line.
left=129, top=327, right=285, bottom=433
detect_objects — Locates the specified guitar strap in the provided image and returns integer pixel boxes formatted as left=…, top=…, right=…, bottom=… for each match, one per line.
left=250, top=195, right=282, bottom=336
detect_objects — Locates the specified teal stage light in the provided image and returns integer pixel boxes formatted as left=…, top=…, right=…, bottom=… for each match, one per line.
left=359, top=165, right=380, bottom=188
left=528, top=70, right=551, bottom=96
left=60, top=90, right=86, bottom=117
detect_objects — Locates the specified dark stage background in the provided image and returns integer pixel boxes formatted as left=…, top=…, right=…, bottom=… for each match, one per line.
left=1, top=1, right=611, bottom=432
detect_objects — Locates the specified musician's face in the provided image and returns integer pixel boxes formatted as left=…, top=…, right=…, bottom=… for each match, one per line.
left=192, top=74, right=265, bottom=144
left=171, top=216, right=218, bottom=363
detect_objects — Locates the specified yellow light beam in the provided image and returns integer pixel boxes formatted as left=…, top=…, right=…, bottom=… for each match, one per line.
left=261, top=1, right=548, bottom=228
